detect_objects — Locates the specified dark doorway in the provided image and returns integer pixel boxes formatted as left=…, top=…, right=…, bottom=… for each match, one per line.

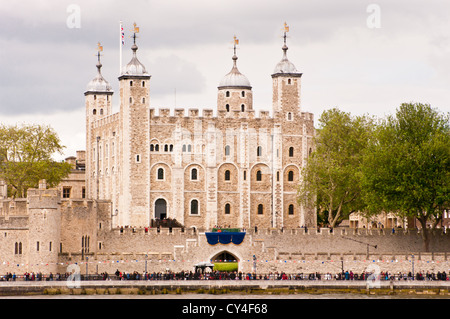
left=155, top=198, right=167, bottom=219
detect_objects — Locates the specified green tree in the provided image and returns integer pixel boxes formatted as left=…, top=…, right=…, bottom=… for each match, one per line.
left=0, top=124, right=72, bottom=198
left=361, top=103, right=449, bottom=251
left=298, top=108, right=374, bottom=228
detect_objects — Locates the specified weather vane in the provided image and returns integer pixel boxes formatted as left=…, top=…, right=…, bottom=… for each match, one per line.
left=282, top=22, right=290, bottom=44
left=96, top=42, right=103, bottom=62
left=131, top=22, right=140, bottom=44
left=233, top=35, right=239, bottom=55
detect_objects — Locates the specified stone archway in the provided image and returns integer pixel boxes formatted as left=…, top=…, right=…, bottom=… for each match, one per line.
left=211, top=251, right=239, bottom=272
left=155, top=198, right=167, bottom=219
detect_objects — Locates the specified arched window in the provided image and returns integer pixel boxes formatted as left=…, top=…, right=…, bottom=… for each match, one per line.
left=129, top=97, right=133, bottom=103
left=257, top=146, right=262, bottom=157
left=130, top=80, right=133, bottom=86
left=142, top=81, right=145, bottom=87
left=241, top=104, right=245, bottom=112
left=164, top=144, right=168, bottom=152
left=225, top=145, right=230, bottom=156
left=93, top=109, right=97, bottom=115
left=150, top=144, right=154, bottom=152
left=225, top=203, right=231, bottom=215
left=288, top=170, right=294, bottom=181
left=157, top=168, right=164, bottom=180
left=241, top=91, right=245, bottom=97
left=190, top=199, right=199, bottom=215
left=182, top=144, right=186, bottom=152
left=256, top=170, right=262, bottom=181
left=224, top=170, right=231, bottom=181
left=288, top=78, right=292, bottom=85
left=187, top=144, right=192, bottom=152
left=289, top=147, right=294, bottom=157
left=258, top=204, right=264, bottom=215
left=191, top=168, right=198, bottom=180
left=226, top=104, right=230, bottom=112
left=226, top=91, right=230, bottom=97
left=288, top=204, right=294, bottom=215
left=100, top=109, right=104, bottom=115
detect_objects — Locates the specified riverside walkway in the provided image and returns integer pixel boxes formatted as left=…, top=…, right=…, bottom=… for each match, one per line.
left=1, top=279, right=450, bottom=296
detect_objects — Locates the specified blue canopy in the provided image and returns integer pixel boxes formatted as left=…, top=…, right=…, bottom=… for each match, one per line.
left=205, top=232, right=246, bottom=246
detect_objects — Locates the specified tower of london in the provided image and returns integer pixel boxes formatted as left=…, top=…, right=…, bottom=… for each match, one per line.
left=84, top=28, right=316, bottom=231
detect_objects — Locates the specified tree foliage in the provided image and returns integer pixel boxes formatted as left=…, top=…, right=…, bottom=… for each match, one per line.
left=298, top=108, right=374, bottom=228
left=361, top=103, right=449, bottom=250
left=0, top=124, right=72, bottom=198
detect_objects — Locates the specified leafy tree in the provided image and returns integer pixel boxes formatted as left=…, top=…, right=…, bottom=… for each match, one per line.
left=361, top=103, right=449, bottom=251
left=298, top=108, right=374, bottom=228
left=0, top=124, right=72, bottom=198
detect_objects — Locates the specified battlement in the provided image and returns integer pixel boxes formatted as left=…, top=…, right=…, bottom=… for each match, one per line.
left=149, top=107, right=279, bottom=121
left=92, top=112, right=119, bottom=129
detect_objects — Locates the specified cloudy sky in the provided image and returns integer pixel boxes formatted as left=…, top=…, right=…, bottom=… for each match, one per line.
left=1, top=0, right=449, bottom=160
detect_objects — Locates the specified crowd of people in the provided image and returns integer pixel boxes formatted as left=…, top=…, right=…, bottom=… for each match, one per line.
left=1, top=269, right=449, bottom=282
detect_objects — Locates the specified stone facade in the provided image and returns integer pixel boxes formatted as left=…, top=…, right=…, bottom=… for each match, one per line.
left=83, top=34, right=316, bottom=231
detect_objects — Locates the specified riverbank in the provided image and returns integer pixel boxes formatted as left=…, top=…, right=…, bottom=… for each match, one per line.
left=1, top=280, right=450, bottom=297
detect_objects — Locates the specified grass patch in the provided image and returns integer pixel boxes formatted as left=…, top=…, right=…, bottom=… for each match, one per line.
left=213, top=262, right=238, bottom=272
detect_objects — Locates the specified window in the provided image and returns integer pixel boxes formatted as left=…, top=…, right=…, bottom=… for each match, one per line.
left=225, top=145, right=230, bottom=156
left=63, top=187, right=71, bottom=199
left=164, top=144, right=168, bottom=152
left=258, top=204, right=264, bottom=215
left=187, top=144, right=192, bottom=152
left=287, top=112, right=293, bottom=121
left=136, top=154, right=141, bottom=163
left=257, top=146, right=262, bottom=157
left=225, top=203, right=231, bottom=215
left=190, top=199, right=199, bottom=215
left=142, top=97, right=146, bottom=103
left=277, top=171, right=280, bottom=182
left=241, top=91, right=245, bottom=97
left=256, top=170, right=262, bottom=181
left=224, top=170, right=231, bottom=181
left=93, top=109, right=97, bottom=115
left=82, top=187, right=86, bottom=199
left=142, top=81, right=145, bottom=87
left=289, top=147, right=294, bottom=157
left=49, top=242, right=52, bottom=252
left=243, top=170, right=247, bottom=181
left=226, top=91, right=230, bottom=97
left=129, top=97, right=133, bottom=103
left=130, top=80, right=133, bottom=86
left=155, top=144, right=159, bottom=152
left=288, top=204, right=294, bottom=215
left=170, top=144, right=174, bottom=152
left=226, top=104, right=230, bottom=112
left=241, top=104, right=245, bottom=112
left=150, top=144, right=154, bottom=152
left=288, top=170, right=294, bottom=181
left=191, top=168, right=198, bottom=180
left=15, top=242, right=22, bottom=255
left=100, top=109, right=104, bottom=115
left=36, top=241, right=40, bottom=252
left=288, top=78, right=292, bottom=85
left=157, top=168, right=164, bottom=180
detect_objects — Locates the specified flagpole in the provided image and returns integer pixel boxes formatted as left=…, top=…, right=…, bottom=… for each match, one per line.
left=119, top=20, right=123, bottom=75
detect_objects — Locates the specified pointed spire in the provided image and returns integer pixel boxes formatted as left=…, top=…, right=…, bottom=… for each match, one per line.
left=86, top=42, right=113, bottom=93
left=272, top=22, right=299, bottom=76
left=218, top=36, right=251, bottom=89
left=121, top=22, right=149, bottom=77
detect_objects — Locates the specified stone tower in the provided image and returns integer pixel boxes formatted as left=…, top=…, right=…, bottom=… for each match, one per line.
left=27, top=180, right=61, bottom=273
left=118, top=32, right=151, bottom=227
left=84, top=45, right=114, bottom=200
left=217, top=37, right=253, bottom=113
